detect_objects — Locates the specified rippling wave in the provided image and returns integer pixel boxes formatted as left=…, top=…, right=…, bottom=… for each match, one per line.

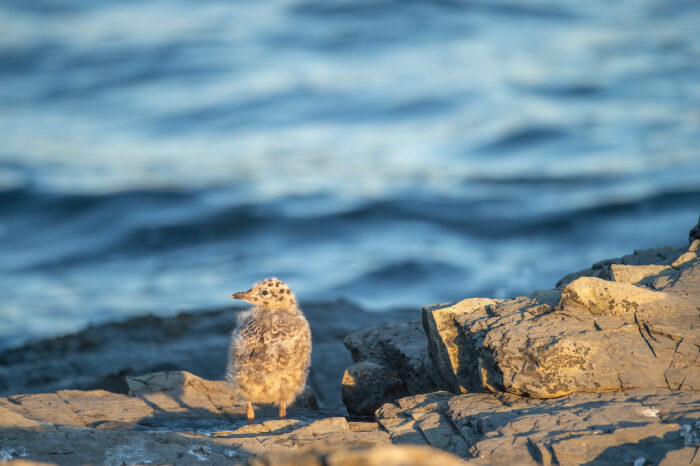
left=0, top=0, right=699, bottom=349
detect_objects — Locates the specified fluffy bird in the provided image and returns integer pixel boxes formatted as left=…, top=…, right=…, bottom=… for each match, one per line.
left=227, top=278, right=312, bottom=424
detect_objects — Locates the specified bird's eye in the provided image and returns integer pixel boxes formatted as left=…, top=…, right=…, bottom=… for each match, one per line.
left=261, top=290, right=269, bottom=296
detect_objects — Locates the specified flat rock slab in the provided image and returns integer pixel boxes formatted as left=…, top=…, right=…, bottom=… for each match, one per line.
left=11, top=371, right=697, bottom=465
left=248, top=445, right=467, bottom=466
left=423, top=240, right=700, bottom=398
left=377, top=389, right=700, bottom=465
left=0, top=371, right=399, bottom=465
left=0, top=369, right=466, bottom=465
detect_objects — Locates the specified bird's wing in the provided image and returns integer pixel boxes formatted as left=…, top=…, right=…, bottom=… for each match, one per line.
left=266, top=314, right=311, bottom=370
left=229, top=315, right=263, bottom=364
left=233, top=313, right=309, bottom=364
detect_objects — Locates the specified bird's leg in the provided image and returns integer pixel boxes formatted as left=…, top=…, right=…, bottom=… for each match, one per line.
left=246, top=401, right=255, bottom=425
left=279, top=401, right=286, bottom=419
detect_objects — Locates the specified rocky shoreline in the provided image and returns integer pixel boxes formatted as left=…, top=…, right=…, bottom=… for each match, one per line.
left=0, top=299, right=411, bottom=414
left=1, top=220, right=699, bottom=465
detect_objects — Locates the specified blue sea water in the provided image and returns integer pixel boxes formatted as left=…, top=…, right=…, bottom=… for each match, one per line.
left=0, top=0, right=699, bottom=350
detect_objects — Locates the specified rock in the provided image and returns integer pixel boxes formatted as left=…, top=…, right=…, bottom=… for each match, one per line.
left=342, top=321, right=442, bottom=415
left=422, top=298, right=500, bottom=394
left=4, top=461, right=52, bottom=466
left=377, top=388, right=700, bottom=465
left=348, top=421, right=380, bottom=432
left=0, top=370, right=396, bottom=465
left=659, top=447, right=700, bottom=466
left=556, top=243, right=689, bottom=287
left=292, top=417, right=349, bottom=435
left=0, top=407, right=42, bottom=429
left=609, top=264, right=670, bottom=284
left=557, top=275, right=667, bottom=314
left=293, top=387, right=319, bottom=411
left=344, top=321, right=440, bottom=393
left=124, top=370, right=316, bottom=412
left=342, top=360, right=408, bottom=417
left=248, top=445, right=467, bottom=466
left=0, top=299, right=409, bottom=414
left=689, top=215, right=700, bottom=243
left=423, top=240, right=700, bottom=397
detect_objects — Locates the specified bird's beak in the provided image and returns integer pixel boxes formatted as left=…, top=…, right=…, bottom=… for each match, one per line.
left=232, top=289, right=251, bottom=300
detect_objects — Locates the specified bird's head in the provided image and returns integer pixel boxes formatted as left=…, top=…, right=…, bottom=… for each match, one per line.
left=232, top=277, right=297, bottom=310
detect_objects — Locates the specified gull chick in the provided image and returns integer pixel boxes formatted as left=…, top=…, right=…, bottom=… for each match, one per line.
left=227, top=278, right=312, bottom=423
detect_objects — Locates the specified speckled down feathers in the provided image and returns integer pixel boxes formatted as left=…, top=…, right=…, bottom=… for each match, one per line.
left=227, top=279, right=312, bottom=406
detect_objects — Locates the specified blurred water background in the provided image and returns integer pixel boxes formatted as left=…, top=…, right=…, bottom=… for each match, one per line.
left=1, top=0, right=699, bottom=350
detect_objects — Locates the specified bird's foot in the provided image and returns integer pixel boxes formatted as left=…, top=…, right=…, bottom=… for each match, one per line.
left=246, top=401, right=255, bottom=425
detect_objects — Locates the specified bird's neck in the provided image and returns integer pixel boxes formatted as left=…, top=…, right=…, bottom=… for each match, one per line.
left=253, top=305, right=303, bottom=317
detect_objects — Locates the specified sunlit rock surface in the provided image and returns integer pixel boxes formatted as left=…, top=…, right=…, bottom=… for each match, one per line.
left=248, top=445, right=467, bottom=466
left=422, top=240, right=700, bottom=398
left=4, top=374, right=695, bottom=465
left=377, top=389, right=699, bottom=465
left=0, top=370, right=467, bottom=465
left=338, top=233, right=699, bottom=464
